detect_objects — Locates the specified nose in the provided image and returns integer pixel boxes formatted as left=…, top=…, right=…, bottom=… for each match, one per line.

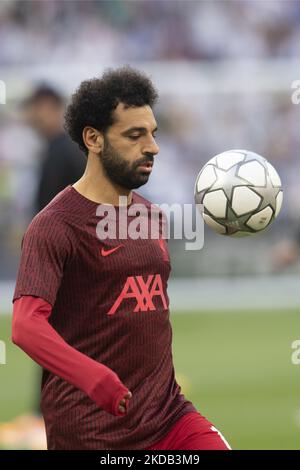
left=142, top=136, right=159, bottom=157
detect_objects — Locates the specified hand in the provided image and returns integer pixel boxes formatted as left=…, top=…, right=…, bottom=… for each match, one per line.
left=118, top=391, right=132, bottom=414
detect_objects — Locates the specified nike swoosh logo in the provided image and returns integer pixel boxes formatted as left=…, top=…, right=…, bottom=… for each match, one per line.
left=101, top=245, right=123, bottom=257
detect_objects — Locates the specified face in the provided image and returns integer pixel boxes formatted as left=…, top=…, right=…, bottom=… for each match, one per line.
left=25, top=99, right=63, bottom=138
left=100, top=103, right=159, bottom=190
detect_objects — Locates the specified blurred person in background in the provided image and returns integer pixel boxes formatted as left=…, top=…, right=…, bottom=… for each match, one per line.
left=23, top=85, right=85, bottom=213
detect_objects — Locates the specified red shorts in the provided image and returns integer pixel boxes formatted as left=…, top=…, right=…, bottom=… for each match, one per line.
left=146, top=412, right=231, bottom=451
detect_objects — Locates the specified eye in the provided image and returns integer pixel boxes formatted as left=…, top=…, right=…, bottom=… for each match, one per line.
left=128, top=135, right=140, bottom=141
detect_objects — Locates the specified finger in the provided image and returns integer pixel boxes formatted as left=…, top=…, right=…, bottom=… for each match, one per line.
left=119, top=405, right=126, bottom=413
left=118, top=392, right=132, bottom=414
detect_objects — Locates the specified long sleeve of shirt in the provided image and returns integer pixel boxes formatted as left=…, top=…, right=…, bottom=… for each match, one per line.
left=12, top=295, right=130, bottom=417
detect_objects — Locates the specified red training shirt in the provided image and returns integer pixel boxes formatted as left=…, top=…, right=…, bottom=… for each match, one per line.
left=13, top=185, right=196, bottom=450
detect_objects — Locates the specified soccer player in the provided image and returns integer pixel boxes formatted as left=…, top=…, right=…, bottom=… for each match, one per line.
left=12, top=67, right=230, bottom=450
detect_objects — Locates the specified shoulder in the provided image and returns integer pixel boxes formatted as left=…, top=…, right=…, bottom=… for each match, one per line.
left=24, top=192, right=75, bottom=249
left=35, top=186, right=81, bottom=222
left=49, top=134, right=77, bottom=157
left=31, top=187, right=72, bottom=225
left=27, top=209, right=66, bottom=234
left=49, top=135, right=85, bottom=165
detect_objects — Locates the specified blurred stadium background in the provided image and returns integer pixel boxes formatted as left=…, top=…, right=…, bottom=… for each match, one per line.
left=0, top=0, right=300, bottom=450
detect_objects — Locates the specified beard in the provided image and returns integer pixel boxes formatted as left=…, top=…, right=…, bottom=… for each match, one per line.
left=100, top=136, right=154, bottom=190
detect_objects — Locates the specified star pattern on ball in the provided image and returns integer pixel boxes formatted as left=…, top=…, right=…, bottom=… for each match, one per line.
left=209, top=165, right=251, bottom=200
left=216, top=206, right=253, bottom=234
left=250, top=173, right=281, bottom=212
left=243, top=153, right=266, bottom=164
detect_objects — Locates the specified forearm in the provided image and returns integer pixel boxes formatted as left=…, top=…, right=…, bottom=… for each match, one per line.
left=12, top=296, right=129, bottom=416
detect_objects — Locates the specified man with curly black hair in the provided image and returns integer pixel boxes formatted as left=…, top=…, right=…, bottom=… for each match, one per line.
left=64, top=66, right=159, bottom=197
left=12, top=66, right=230, bottom=450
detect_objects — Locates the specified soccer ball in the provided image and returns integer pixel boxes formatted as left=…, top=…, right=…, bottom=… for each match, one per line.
left=194, top=149, right=283, bottom=237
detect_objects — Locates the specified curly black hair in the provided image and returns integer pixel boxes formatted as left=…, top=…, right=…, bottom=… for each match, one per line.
left=64, top=66, right=158, bottom=155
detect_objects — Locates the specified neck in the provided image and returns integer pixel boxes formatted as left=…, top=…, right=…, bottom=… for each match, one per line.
left=73, top=153, right=132, bottom=206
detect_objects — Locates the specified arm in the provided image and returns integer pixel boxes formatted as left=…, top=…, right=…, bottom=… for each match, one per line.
left=12, top=295, right=131, bottom=416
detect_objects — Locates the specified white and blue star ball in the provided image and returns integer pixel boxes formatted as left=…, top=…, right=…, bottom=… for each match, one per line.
left=194, top=150, right=283, bottom=237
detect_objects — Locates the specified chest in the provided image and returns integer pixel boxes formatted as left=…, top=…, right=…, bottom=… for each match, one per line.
left=69, top=212, right=171, bottom=279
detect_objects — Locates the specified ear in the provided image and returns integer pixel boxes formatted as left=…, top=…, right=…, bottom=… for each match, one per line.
left=82, top=127, right=103, bottom=155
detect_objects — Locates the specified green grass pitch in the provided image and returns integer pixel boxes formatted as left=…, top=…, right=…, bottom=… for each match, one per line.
left=1, top=309, right=300, bottom=449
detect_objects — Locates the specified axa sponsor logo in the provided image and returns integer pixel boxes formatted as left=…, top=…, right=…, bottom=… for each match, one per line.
left=107, top=274, right=168, bottom=315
